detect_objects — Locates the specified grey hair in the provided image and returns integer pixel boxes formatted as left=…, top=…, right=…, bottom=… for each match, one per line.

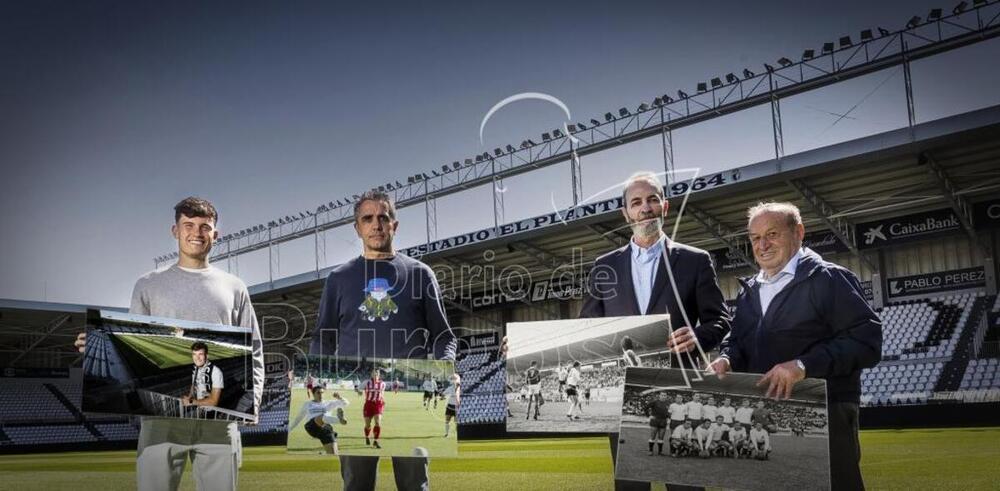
left=621, top=171, right=664, bottom=204
left=353, top=190, right=398, bottom=223
left=747, top=202, right=802, bottom=230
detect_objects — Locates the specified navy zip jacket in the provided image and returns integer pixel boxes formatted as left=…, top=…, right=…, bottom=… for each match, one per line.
left=719, top=248, right=882, bottom=403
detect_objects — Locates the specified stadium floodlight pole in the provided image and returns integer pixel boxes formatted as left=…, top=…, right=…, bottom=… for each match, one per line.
left=768, top=70, right=785, bottom=164
left=491, top=158, right=504, bottom=237
left=658, top=107, right=675, bottom=189
left=569, top=140, right=582, bottom=206
left=902, top=36, right=917, bottom=134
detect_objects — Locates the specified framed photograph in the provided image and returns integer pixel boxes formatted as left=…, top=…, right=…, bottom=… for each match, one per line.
left=505, top=314, right=673, bottom=433
left=615, top=367, right=830, bottom=490
left=81, top=309, right=259, bottom=423
left=288, top=354, right=458, bottom=457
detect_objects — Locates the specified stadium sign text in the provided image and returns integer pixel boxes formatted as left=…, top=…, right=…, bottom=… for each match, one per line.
left=886, top=267, right=985, bottom=298
left=973, top=198, right=1000, bottom=230
left=856, top=208, right=961, bottom=249
left=404, top=171, right=741, bottom=258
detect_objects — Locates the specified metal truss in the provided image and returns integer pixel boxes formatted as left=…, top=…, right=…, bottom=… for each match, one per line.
left=685, top=205, right=755, bottom=268
left=920, top=152, right=978, bottom=242
left=8, top=313, right=71, bottom=366
left=788, top=179, right=874, bottom=270
left=153, top=3, right=1000, bottom=267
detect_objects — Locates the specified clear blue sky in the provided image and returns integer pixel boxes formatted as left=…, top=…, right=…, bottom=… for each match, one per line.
left=1, top=0, right=997, bottom=307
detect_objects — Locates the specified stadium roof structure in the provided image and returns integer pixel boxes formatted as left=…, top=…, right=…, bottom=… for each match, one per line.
left=4, top=105, right=1000, bottom=367
left=0, top=299, right=125, bottom=368
left=248, top=104, right=1000, bottom=330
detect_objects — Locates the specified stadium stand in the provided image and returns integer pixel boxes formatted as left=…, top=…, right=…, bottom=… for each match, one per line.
left=861, top=292, right=994, bottom=406
left=4, top=424, right=96, bottom=445
left=455, top=336, right=507, bottom=425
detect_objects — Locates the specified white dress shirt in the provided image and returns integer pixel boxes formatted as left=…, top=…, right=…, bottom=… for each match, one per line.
left=631, top=235, right=667, bottom=315
left=756, top=248, right=803, bottom=315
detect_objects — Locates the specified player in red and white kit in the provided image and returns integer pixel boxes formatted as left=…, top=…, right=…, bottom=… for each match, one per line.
left=305, top=372, right=316, bottom=398
left=363, top=369, right=387, bottom=449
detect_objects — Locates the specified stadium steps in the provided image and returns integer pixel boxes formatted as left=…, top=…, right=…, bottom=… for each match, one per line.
left=906, top=301, right=960, bottom=356
left=933, top=296, right=991, bottom=393
left=42, top=384, right=103, bottom=440
left=463, top=359, right=504, bottom=395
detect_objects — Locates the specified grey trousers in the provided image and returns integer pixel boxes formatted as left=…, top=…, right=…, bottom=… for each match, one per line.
left=340, top=455, right=429, bottom=491
left=136, top=418, right=240, bottom=491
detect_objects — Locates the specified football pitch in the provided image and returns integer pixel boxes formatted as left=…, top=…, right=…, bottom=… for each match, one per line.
left=0, top=427, right=997, bottom=490
left=507, top=397, right=623, bottom=433
left=114, top=334, right=247, bottom=369
left=287, top=387, right=458, bottom=457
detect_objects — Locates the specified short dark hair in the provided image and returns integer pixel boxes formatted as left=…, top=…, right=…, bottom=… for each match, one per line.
left=191, top=341, right=208, bottom=354
left=174, top=197, right=218, bottom=224
left=353, top=191, right=397, bottom=223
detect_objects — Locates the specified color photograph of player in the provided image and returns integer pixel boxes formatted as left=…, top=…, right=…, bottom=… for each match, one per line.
left=422, top=376, right=437, bottom=410
left=287, top=355, right=458, bottom=457
left=287, top=386, right=348, bottom=455
left=442, top=373, right=460, bottom=437
left=363, top=369, right=387, bottom=449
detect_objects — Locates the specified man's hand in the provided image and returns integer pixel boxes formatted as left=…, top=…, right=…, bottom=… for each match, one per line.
left=666, top=327, right=697, bottom=353
left=180, top=395, right=192, bottom=406
left=756, top=360, right=806, bottom=400
left=706, top=357, right=731, bottom=379
left=75, top=332, right=86, bottom=353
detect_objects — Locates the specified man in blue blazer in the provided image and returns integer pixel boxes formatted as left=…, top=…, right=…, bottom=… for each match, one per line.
left=710, top=202, right=882, bottom=490
left=580, top=171, right=731, bottom=491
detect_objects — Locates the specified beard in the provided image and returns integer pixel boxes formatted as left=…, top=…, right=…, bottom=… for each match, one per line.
left=630, top=216, right=664, bottom=239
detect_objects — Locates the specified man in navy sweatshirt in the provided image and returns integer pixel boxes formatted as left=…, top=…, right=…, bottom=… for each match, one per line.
left=710, top=202, right=882, bottom=491
left=309, top=190, right=456, bottom=491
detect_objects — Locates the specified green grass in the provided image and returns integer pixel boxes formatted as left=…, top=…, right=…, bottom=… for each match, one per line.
left=113, top=334, right=248, bottom=369
left=0, top=428, right=997, bottom=490
left=287, top=387, right=458, bottom=457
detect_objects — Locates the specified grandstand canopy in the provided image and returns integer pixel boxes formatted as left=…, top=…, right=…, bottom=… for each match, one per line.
left=4, top=105, right=1000, bottom=367
left=248, top=104, right=1000, bottom=330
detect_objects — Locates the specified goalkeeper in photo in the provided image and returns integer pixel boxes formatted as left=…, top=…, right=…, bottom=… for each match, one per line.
left=288, top=386, right=349, bottom=455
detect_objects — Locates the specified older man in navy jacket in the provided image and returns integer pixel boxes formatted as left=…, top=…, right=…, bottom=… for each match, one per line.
left=710, top=202, right=882, bottom=491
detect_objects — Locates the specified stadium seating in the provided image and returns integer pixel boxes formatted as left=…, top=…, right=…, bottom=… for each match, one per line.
left=93, top=422, right=140, bottom=441
left=862, top=291, right=993, bottom=406
left=455, top=347, right=506, bottom=425
left=958, top=358, right=1000, bottom=391
left=0, top=379, right=77, bottom=423
left=4, top=425, right=96, bottom=444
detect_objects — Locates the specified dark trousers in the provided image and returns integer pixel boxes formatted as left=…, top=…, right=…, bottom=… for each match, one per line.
left=340, top=455, right=429, bottom=491
left=829, top=402, right=865, bottom=491
left=608, top=433, right=702, bottom=491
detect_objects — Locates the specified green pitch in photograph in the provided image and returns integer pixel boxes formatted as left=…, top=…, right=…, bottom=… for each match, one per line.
left=286, top=386, right=459, bottom=457
left=113, top=333, right=248, bottom=369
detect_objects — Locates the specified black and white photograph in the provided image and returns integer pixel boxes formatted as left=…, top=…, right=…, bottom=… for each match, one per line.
left=505, top=314, right=673, bottom=433
left=615, top=367, right=830, bottom=490
left=82, top=309, right=259, bottom=423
